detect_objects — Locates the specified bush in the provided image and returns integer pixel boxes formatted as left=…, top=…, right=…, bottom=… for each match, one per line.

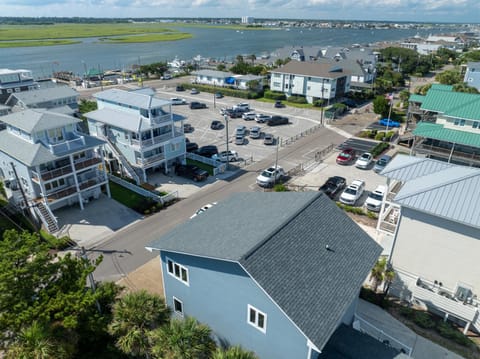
left=336, top=202, right=366, bottom=216
left=287, top=95, right=308, bottom=104
left=436, top=322, right=471, bottom=346
left=264, top=90, right=287, bottom=101
left=371, top=142, right=390, bottom=157
left=40, top=230, right=72, bottom=250
left=313, top=99, right=325, bottom=107
left=273, top=184, right=289, bottom=192
left=413, top=311, right=436, bottom=329
left=399, top=306, right=415, bottom=319
left=366, top=211, right=378, bottom=219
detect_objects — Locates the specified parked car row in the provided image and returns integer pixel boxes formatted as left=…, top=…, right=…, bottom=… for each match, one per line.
left=336, top=148, right=392, bottom=173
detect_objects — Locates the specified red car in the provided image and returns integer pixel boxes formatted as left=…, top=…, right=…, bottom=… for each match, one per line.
left=336, top=148, right=356, bottom=165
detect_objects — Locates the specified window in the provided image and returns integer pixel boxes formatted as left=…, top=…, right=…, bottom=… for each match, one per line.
left=247, top=305, right=267, bottom=333
left=453, top=118, right=465, bottom=126
left=166, top=258, right=189, bottom=285
left=472, top=122, right=479, bottom=129
left=173, top=297, right=183, bottom=315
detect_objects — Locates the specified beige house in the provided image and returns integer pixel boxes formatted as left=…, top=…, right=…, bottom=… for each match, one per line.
left=378, top=155, right=480, bottom=334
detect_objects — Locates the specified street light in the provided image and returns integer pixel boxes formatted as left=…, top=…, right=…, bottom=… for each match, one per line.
left=224, top=114, right=229, bottom=170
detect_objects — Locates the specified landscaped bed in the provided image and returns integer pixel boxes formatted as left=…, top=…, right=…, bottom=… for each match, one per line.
left=108, top=181, right=166, bottom=215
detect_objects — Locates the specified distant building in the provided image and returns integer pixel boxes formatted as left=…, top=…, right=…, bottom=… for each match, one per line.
left=463, top=62, right=480, bottom=91
left=192, top=70, right=263, bottom=91
left=241, top=16, right=254, bottom=24
left=0, top=69, right=39, bottom=104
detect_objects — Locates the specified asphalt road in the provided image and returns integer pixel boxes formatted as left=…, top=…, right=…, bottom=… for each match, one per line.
left=89, top=126, right=346, bottom=282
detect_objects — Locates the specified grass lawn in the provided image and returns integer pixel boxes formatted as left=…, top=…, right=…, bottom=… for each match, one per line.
left=109, top=181, right=151, bottom=209
left=0, top=40, right=80, bottom=48
left=186, top=159, right=215, bottom=176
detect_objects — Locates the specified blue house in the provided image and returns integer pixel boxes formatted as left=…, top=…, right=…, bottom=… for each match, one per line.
left=147, top=192, right=382, bottom=359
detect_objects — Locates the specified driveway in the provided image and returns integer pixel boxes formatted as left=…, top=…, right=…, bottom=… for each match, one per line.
left=54, top=194, right=142, bottom=247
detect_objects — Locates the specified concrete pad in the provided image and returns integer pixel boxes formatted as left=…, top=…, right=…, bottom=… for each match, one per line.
left=54, top=194, right=142, bottom=247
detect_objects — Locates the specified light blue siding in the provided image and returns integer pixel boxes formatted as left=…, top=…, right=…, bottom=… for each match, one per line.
left=161, top=251, right=310, bottom=359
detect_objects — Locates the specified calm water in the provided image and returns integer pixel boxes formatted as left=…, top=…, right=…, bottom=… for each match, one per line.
left=0, top=25, right=456, bottom=77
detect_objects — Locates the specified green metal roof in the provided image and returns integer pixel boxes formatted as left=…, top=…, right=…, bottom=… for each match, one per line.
left=420, top=89, right=480, bottom=121
left=413, top=122, right=480, bottom=147
left=430, top=84, right=453, bottom=91
left=409, top=94, right=425, bottom=103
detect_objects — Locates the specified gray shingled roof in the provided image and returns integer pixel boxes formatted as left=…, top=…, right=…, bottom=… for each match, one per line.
left=148, top=192, right=381, bottom=351
left=380, top=155, right=453, bottom=182
left=193, top=69, right=233, bottom=78
left=0, top=130, right=105, bottom=166
left=6, top=86, right=78, bottom=106
left=94, top=88, right=170, bottom=109
left=0, top=109, right=80, bottom=133
left=271, top=61, right=350, bottom=78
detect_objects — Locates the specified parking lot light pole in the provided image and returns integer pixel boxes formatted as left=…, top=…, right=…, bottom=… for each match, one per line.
left=273, top=136, right=280, bottom=186
left=224, top=114, right=229, bottom=170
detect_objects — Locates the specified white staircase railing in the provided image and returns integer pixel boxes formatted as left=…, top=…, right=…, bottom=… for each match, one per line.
left=35, top=202, right=59, bottom=233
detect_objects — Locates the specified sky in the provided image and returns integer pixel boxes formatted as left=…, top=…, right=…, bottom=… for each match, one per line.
left=1, top=0, right=479, bottom=23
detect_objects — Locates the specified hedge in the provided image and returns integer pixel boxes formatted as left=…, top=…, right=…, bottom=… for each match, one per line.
left=287, top=95, right=308, bottom=104
left=264, top=90, right=287, bottom=100
left=371, top=142, right=390, bottom=157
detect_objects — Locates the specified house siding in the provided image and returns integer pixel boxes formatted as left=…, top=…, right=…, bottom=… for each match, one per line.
left=391, top=207, right=480, bottom=292
left=161, top=251, right=310, bottom=359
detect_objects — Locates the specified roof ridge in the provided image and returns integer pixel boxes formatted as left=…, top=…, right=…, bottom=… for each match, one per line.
left=242, top=192, right=322, bottom=261
left=396, top=167, right=480, bottom=201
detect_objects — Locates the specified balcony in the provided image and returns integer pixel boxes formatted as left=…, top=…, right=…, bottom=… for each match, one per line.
left=32, top=156, right=102, bottom=182
left=415, top=141, right=480, bottom=166
left=150, top=113, right=172, bottom=125
left=136, top=153, right=165, bottom=166
left=41, top=175, right=106, bottom=202
left=48, top=136, right=86, bottom=155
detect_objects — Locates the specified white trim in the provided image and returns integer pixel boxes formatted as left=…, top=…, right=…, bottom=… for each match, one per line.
left=165, top=256, right=189, bottom=286
left=247, top=304, right=267, bottom=333
left=173, top=296, right=184, bottom=316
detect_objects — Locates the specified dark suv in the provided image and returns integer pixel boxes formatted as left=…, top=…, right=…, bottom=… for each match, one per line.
left=195, top=145, right=218, bottom=157
left=175, top=164, right=209, bottom=182
left=267, top=116, right=289, bottom=126
left=190, top=101, right=207, bottom=109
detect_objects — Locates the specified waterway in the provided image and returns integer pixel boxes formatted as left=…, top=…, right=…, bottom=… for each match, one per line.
left=0, top=25, right=459, bottom=78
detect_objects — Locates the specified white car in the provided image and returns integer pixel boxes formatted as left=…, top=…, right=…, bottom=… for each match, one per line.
left=235, top=134, right=246, bottom=145
left=242, top=112, right=256, bottom=121
left=256, top=166, right=285, bottom=187
left=339, top=180, right=365, bottom=205
left=233, top=103, right=250, bottom=112
left=249, top=126, right=261, bottom=139
left=235, top=125, right=247, bottom=136
left=212, top=150, right=239, bottom=162
left=190, top=203, right=217, bottom=219
left=170, top=97, right=186, bottom=105
left=355, top=152, right=373, bottom=169
left=365, top=185, right=387, bottom=212
left=255, top=114, right=271, bottom=123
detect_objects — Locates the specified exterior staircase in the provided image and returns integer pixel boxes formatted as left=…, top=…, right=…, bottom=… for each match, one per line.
left=35, top=202, right=59, bottom=233
left=99, top=134, right=142, bottom=185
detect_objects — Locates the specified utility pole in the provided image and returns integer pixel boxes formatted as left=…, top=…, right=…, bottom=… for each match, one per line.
left=273, top=136, right=280, bottom=186
left=224, top=114, right=229, bottom=170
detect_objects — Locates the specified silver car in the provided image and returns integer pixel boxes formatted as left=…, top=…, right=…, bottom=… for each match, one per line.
left=235, top=134, right=246, bottom=145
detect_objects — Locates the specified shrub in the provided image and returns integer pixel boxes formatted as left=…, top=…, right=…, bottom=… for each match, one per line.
left=371, top=142, right=390, bottom=157
left=413, top=311, right=436, bottom=329
left=264, top=90, right=287, bottom=101
left=273, top=184, right=289, bottom=192
left=436, top=322, right=471, bottom=346
left=399, top=306, right=415, bottom=319
left=313, top=99, right=325, bottom=107
left=366, top=211, right=378, bottom=219
left=287, top=95, right=308, bottom=104
left=40, top=230, right=72, bottom=250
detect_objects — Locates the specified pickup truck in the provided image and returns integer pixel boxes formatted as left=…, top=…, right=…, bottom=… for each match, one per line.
left=256, top=166, right=285, bottom=187
left=339, top=179, right=365, bottom=205
left=175, top=164, right=209, bottom=182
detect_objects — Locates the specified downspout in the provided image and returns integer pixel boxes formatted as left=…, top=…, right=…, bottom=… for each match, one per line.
left=448, top=142, right=456, bottom=163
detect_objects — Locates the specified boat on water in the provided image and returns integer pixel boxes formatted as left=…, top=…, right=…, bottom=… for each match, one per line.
left=167, top=57, right=186, bottom=69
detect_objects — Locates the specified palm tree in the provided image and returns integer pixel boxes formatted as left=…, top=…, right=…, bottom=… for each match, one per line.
left=212, top=346, right=259, bottom=359
left=247, top=54, right=256, bottom=65
left=5, top=321, right=68, bottom=359
left=108, top=290, right=170, bottom=358
left=370, top=257, right=395, bottom=293
left=150, top=316, right=215, bottom=359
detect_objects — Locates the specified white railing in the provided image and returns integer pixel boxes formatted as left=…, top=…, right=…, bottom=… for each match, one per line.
left=186, top=152, right=222, bottom=167
left=354, top=314, right=412, bottom=356
left=139, top=133, right=173, bottom=148
left=136, top=153, right=165, bottom=165
left=48, top=136, right=85, bottom=154
left=100, top=134, right=141, bottom=185
left=412, top=286, right=478, bottom=323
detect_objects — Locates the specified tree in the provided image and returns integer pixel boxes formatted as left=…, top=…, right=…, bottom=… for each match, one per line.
left=373, top=95, right=390, bottom=118
left=150, top=317, right=215, bottom=359
left=435, top=69, right=462, bottom=85
left=370, top=257, right=395, bottom=293
left=247, top=54, right=256, bottom=65
left=216, top=64, right=227, bottom=71
left=399, top=90, right=410, bottom=108
left=0, top=230, right=120, bottom=354
left=236, top=55, right=244, bottom=64
left=414, top=83, right=432, bottom=95
left=5, top=321, right=69, bottom=359
left=212, top=346, right=259, bottom=359
left=108, top=290, right=170, bottom=358
left=453, top=83, right=479, bottom=94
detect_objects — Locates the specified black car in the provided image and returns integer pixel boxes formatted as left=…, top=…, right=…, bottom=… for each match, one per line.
left=223, top=108, right=243, bottom=118
left=274, top=100, right=285, bottom=108
left=186, top=142, right=199, bottom=152
left=176, top=85, right=185, bottom=91
left=267, top=115, right=289, bottom=126
left=195, top=145, right=218, bottom=157
left=319, top=176, right=347, bottom=199
left=210, top=120, right=223, bottom=130
left=190, top=101, right=207, bottom=109
left=183, top=123, right=194, bottom=133
left=175, top=164, right=209, bottom=182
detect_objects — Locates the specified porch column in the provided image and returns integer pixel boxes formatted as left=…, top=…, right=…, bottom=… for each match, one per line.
left=448, top=143, right=456, bottom=163
left=100, top=145, right=111, bottom=198
left=69, top=154, right=83, bottom=210
left=443, top=312, right=449, bottom=322
left=142, top=168, right=147, bottom=183
left=463, top=321, right=471, bottom=335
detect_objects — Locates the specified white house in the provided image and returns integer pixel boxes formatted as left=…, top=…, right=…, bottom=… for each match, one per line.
left=378, top=155, right=480, bottom=334
left=269, top=61, right=350, bottom=104
left=0, top=68, right=39, bottom=104
left=85, top=88, right=186, bottom=184
left=192, top=70, right=263, bottom=91
left=0, top=109, right=109, bottom=232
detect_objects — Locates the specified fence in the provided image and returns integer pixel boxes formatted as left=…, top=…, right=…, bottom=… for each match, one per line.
left=280, top=123, right=324, bottom=147
left=353, top=314, right=413, bottom=356
left=286, top=144, right=335, bottom=178
left=108, top=174, right=177, bottom=205
left=185, top=152, right=227, bottom=175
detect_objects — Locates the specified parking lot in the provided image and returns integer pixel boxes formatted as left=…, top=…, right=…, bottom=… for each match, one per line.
left=155, top=87, right=322, bottom=163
